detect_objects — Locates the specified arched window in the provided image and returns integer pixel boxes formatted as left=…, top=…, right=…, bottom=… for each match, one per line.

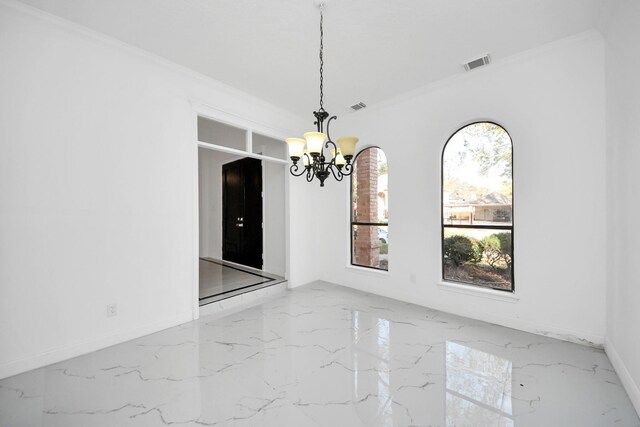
left=442, top=122, right=513, bottom=291
left=351, top=147, right=388, bottom=271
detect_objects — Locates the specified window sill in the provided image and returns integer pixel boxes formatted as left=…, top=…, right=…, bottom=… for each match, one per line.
left=345, top=264, right=390, bottom=278
left=437, top=281, right=519, bottom=303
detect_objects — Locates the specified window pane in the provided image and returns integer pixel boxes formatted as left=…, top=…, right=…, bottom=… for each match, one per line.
left=352, top=148, right=388, bottom=224
left=352, top=225, right=388, bottom=271
left=442, top=122, right=513, bottom=291
left=442, top=123, right=512, bottom=227
left=443, top=228, right=512, bottom=290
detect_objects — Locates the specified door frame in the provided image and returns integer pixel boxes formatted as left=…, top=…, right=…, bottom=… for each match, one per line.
left=190, top=102, right=290, bottom=320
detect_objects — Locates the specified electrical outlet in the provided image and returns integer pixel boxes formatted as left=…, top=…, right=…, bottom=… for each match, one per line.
left=106, top=304, right=117, bottom=317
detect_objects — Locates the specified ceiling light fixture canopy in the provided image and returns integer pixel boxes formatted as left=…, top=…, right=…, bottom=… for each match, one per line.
left=285, top=3, right=358, bottom=187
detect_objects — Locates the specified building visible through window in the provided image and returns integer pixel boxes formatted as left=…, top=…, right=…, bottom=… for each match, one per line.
left=442, top=122, right=513, bottom=291
left=351, top=147, right=388, bottom=271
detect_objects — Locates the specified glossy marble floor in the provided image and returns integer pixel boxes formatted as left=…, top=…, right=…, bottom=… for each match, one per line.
left=1, top=282, right=638, bottom=426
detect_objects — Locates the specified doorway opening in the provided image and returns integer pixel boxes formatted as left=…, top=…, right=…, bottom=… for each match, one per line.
left=197, top=116, right=287, bottom=306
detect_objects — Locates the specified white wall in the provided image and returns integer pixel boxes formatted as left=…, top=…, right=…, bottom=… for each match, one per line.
left=601, top=0, right=640, bottom=413
left=0, top=0, right=308, bottom=379
left=263, top=160, right=286, bottom=277
left=287, top=179, right=320, bottom=286
left=251, top=133, right=288, bottom=277
left=198, top=148, right=236, bottom=259
left=313, top=32, right=608, bottom=346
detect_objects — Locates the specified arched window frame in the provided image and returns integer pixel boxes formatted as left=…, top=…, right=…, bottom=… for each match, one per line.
left=441, top=121, right=514, bottom=292
left=350, top=146, right=389, bottom=271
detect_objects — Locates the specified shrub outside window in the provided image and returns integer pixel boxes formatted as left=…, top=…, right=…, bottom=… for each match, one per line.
left=442, top=122, right=513, bottom=291
left=351, top=147, right=388, bottom=271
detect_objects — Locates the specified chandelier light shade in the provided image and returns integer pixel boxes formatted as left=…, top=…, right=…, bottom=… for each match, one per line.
left=303, top=132, right=326, bottom=155
left=285, top=138, right=306, bottom=160
left=337, top=136, right=358, bottom=158
left=285, top=3, right=358, bottom=187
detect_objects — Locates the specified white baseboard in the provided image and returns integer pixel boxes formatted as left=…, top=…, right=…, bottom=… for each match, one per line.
left=0, top=310, right=193, bottom=380
left=605, top=338, right=640, bottom=416
left=322, top=280, right=605, bottom=347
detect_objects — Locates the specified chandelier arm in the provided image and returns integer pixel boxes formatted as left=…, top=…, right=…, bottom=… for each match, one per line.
left=328, top=164, right=344, bottom=182
left=324, top=139, right=338, bottom=154
left=325, top=115, right=337, bottom=142
left=289, top=163, right=308, bottom=177
left=306, top=167, right=315, bottom=182
left=340, top=162, right=354, bottom=176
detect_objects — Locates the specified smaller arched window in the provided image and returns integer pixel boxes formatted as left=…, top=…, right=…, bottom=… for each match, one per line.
left=442, top=122, right=513, bottom=291
left=351, top=147, right=388, bottom=271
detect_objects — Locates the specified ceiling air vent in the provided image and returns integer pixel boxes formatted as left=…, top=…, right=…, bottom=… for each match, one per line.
left=463, top=54, right=491, bottom=71
left=350, top=102, right=367, bottom=111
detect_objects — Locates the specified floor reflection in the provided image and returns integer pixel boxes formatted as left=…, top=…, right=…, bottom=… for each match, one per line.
left=446, top=341, right=515, bottom=426
left=351, top=311, right=394, bottom=426
left=376, top=319, right=392, bottom=425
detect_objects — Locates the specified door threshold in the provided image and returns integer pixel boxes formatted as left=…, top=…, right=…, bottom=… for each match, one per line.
left=199, top=278, right=286, bottom=306
left=200, top=257, right=283, bottom=282
left=199, top=280, right=288, bottom=317
left=198, top=257, right=286, bottom=307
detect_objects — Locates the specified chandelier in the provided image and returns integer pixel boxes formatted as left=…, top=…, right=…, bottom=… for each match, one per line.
left=285, top=3, right=358, bottom=187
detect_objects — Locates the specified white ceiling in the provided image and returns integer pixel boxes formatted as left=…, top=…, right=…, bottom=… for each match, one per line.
left=16, top=0, right=607, bottom=119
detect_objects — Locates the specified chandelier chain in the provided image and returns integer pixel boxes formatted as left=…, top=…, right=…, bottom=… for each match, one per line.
left=319, top=6, right=324, bottom=111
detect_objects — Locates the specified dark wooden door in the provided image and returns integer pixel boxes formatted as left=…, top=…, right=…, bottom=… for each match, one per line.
left=222, top=157, right=263, bottom=269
